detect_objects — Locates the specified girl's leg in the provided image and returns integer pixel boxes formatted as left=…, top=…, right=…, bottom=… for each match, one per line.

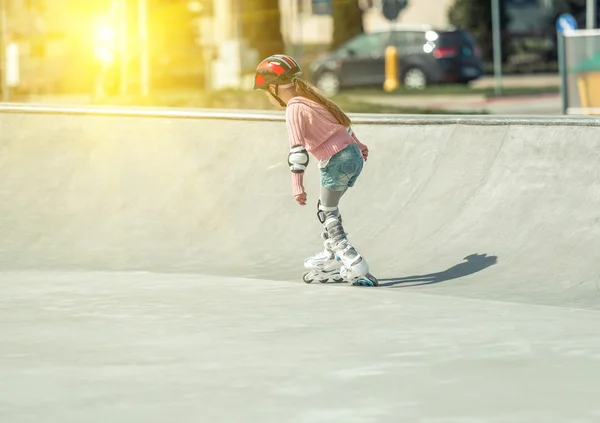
left=316, top=186, right=347, bottom=255
left=306, top=145, right=376, bottom=285
left=317, top=186, right=369, bottom=282
left=304, top=186, right=348, bottom=271
left=302, top=187, right=348, bottom=283
left=319, top=185, right=347, bottom=209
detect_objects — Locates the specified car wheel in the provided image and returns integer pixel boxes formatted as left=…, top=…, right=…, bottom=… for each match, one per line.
left=315, top=71, right=340, bottom=97
left=403, top=68, right=427, bottom=90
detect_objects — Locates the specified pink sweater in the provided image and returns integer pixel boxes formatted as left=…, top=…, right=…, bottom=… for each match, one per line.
left=285, top=96, right=368, bottom=195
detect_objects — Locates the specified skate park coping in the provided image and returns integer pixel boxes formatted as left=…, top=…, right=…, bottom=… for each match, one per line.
left=1, top=102, right=599, bottom=126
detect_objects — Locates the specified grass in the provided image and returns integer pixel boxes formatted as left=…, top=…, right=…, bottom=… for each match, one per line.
left=483, top=86, right=559, bottom=98
left=483, top=60, right=559, bottom=76
left=330, top=95, right=487, bottom=115
left=341, top=84, right=559, bottom=98
left=95, top=87, right=489, bottom=115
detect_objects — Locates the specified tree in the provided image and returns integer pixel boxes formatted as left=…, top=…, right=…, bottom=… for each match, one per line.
left=332, top=0, right=364, bottom=50
left=448, top=0, right=511, bottom=63
left=551, top=0, right=600, bottom=28
left=149, top=0, right=206, bottom=87
left=240, top=0, right=285, bottom=60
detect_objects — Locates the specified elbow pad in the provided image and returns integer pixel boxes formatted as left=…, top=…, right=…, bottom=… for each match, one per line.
left=288, top=145, right=309, bottom=174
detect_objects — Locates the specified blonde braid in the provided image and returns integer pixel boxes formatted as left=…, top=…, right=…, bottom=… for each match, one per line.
left=293, top=79, right=352, bottom=127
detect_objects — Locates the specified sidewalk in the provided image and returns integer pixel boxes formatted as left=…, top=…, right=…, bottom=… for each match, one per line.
left=472, top=74, right=559, bottom=89
left=350, top=92, right=562, bottom=115
left=348, top=73, right=562, bottom=115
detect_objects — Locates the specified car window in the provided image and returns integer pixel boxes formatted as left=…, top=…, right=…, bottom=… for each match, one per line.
left=342, top=32, right=387, bottom=55
left=459, top=31, right=477, bottom=46
left=439, top=31, right=476, bottom=47
left=403, top=31, right=427, bottom=47
left=390, top=30, right=426, bottom=50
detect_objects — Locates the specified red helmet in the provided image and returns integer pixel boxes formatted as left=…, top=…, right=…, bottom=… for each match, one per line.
left=253, top=54, right=303, bottom=90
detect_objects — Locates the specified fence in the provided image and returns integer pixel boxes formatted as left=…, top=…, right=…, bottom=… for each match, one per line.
left=561, top=29, right=600, bottom=116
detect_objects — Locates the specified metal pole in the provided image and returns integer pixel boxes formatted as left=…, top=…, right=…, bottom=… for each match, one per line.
left=586, top=0, right=596, bottom=61
left=120, top=0, right=128, bottom=95
left=491, top=0, right=503, bottom=95
left=587, top=0, right=596, bottom=29
left=138, top=0, right=149, bottom=96
left=558, top=32, right=568, bottom=115
left=299, top=1, right=303, bottom=64
left=294, top=0, right=299, bottom=63
left=0, top=0, right=8, bottom=102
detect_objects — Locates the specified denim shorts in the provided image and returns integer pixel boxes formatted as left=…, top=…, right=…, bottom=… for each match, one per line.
left=320, top=144, right=364, bottom=191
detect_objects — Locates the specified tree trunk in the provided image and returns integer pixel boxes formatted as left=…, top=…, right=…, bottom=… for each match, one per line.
left=240, top=0, right=285, bottom=60
left=332, top=0, right=364, bottom=50
left=447, top=0, right=511, bottom=63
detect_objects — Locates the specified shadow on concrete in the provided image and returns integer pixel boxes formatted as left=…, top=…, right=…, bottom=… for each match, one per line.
left=379, top=253, right=498, bottom=288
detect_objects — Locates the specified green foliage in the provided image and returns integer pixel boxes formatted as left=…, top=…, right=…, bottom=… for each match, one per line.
left=447, top=0, right=511, bottom=62
left=97, top=87, right=489, bottom=114
left=151, top=1, right=199, bottom=51
left=149, top=0, right=206, bottom=88
left=240, top=0, right=285, bottom=60
left=332, top=0, right=364, bottom=50
left=551, top=0, right=600, bottom=27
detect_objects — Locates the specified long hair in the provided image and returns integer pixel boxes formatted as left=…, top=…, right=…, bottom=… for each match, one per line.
left=293, top=78, right=352, bottom=128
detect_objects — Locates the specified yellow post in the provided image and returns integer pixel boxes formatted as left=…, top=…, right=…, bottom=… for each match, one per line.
left=384, top=45, right=399, bottom=92
left=577, top=72, right=600, bottom=115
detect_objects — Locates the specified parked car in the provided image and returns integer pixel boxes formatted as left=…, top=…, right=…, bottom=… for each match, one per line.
left=309, top=24, right=483, bottom=96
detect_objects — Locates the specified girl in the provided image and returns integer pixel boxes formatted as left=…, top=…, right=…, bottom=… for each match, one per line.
left=253, top=54, right=378, bottom=287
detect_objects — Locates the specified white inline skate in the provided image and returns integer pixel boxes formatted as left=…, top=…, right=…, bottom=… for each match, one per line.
left=303, top=232, right=345, bottom=284
left=302, top=231, right=378, bottom=287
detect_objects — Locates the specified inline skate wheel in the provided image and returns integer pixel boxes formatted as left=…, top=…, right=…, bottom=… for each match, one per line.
left=351, top=273, right=379, bottom=287
left=302, top=271, right=314, bottom=284
left=368, top=274, right=379, bottom=287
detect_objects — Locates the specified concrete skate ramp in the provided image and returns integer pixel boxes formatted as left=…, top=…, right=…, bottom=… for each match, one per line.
left=1, top=105, right=600, bottom=310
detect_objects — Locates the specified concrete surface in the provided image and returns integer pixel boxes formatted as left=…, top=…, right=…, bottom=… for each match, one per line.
left=2, top=271, right=600, bottom=423
left=1, top=105, right=599, bottom=422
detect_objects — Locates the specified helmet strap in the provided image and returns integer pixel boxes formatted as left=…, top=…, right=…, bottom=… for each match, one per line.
left=273, top=93, right=287, bottom=108
left=270, top=85, right=287, bottom=108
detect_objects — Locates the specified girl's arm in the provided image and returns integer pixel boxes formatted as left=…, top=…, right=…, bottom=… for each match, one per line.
left=290, top=164, right=305, bottom=196
left=351, top=131, right=369, bottom=161
left=286, top=103, right=308, bottom=196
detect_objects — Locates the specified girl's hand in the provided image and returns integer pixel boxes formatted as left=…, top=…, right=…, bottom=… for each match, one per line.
left=295, top=192, right=307, bottom=206
left=361, top=147, right=369, bottom=162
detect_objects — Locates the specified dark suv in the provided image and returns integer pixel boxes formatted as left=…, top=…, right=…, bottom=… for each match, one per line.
left=309, top=24, right=483, bottom=95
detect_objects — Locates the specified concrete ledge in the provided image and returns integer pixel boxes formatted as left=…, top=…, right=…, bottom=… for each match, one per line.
left=1, top=102, right=600, bottom=126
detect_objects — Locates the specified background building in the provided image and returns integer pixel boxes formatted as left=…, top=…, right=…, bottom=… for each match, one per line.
left=1, top=0, right=565, bottom=94
left=4, top=0, right=210, bottom=95
left=280, top=0, right=556, bottom=46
